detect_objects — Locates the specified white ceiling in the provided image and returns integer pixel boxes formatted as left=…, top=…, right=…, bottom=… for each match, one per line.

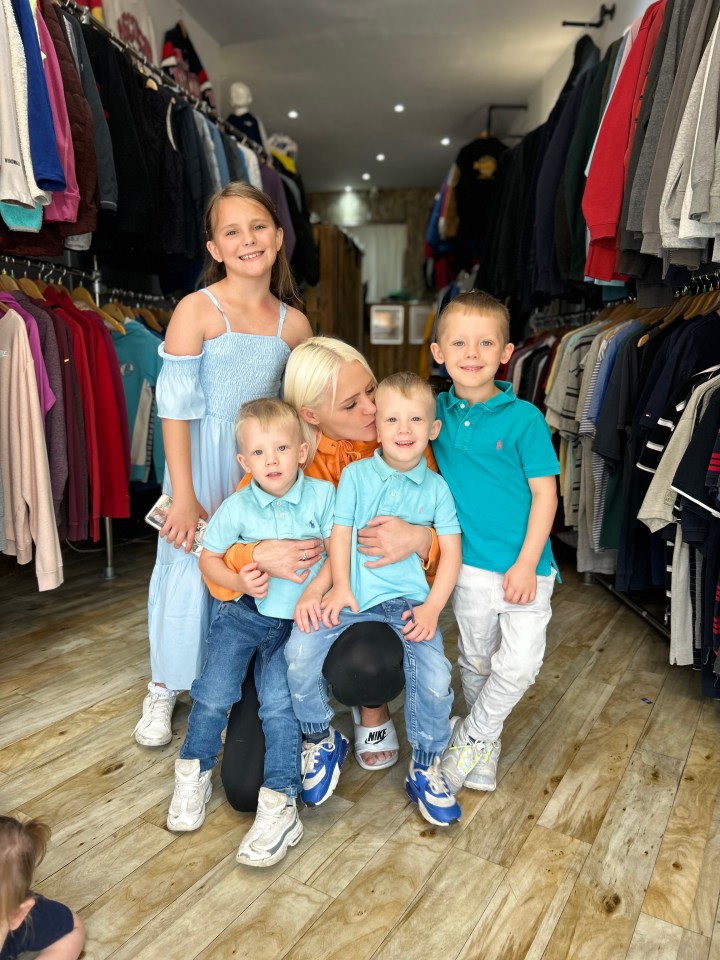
left=180, top=0, right=614, bottom=192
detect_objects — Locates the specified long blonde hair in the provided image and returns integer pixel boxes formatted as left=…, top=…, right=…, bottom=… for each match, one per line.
left=199, top=182, right=300, bottom=305
left=283, top=337, right=374, bottom=461
left=0, top=817, right=51, bottom=928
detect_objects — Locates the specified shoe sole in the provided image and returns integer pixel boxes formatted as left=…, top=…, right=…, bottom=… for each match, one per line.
left=303, top=738, right=349, bottom=807
left=236, top=821, right=304, bottom=868
left=135, top=731, right=173, bottom=747
left=166, top=779, right=212, bottom=832
left=463, top=780, right=496, bottom=792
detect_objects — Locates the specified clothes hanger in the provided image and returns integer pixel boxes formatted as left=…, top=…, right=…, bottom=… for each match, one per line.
left=103, top=300, right=130, bottom=326
left=0, top=269, right=20, bottom=292
left=136, top=305, right=163, bottom=333
left=18, top=268, right=46, bottom=300
left=73, top=284, right=126, bottom=334
left=0, top=300, right=9, bottom=314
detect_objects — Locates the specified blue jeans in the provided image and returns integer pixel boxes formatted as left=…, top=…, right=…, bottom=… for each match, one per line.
left=284, top=598, right=453, bottom=766
left=180, top=599, right=301, bottom=797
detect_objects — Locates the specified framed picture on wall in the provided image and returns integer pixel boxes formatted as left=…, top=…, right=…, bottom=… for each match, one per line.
left=408, top=304, right=431, bottom=345
left=370, top=304, right=404, bottom=345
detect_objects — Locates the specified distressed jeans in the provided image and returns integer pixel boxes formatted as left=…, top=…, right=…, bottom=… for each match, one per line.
left=284, top=598, right=453, bottom=765
left=180, top=599, right=301, bottom=797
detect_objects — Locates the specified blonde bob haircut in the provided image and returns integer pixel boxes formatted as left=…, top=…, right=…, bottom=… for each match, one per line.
left=283, top=337, right=375, bottom=461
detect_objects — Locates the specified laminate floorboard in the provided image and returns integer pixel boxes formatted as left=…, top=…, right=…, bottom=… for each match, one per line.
left=1, top=541, right=718, bottom=960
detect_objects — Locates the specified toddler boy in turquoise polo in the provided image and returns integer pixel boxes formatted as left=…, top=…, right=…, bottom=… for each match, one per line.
left=284, top=372, right=464, bottom=827
left=167, top=398, right=334, bottom=869
left=431, top=291, right=560, bottom=796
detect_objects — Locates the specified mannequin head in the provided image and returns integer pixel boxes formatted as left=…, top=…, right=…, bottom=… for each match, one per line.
left=229, top=81, right=253, bottom=115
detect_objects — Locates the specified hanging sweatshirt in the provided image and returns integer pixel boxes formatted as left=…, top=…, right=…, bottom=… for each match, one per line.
left=0, top=309, right=63, bottom=590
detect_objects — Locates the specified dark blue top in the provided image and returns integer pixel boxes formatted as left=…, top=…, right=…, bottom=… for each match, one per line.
left=0, top=896, right=73, bottom=960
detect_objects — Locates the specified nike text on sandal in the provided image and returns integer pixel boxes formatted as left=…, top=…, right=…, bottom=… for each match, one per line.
left=351, top=706, right=399, bottom=771
left=405, top=758, right=462, bottom=827
left=300, top=728, right=349, bottom=806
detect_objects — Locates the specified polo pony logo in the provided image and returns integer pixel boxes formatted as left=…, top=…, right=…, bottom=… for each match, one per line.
left=496, top=440, right=503, bottom=450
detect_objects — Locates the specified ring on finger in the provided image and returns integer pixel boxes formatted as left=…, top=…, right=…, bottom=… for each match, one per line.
left=301, top=552, right=307, bottom=561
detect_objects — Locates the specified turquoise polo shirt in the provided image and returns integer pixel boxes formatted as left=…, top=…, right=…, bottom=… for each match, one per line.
left=433, top=382, right=560, bottom=576
left=203, top=471, right=335, bottom=618
left=334, top=449, right=461, bottom=610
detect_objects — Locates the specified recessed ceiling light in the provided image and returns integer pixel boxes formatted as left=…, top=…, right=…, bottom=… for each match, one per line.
left=441, top=137, right=451, bottom=146
left=376, top=153, right=385, bottom=161
left=394, top=104, right=405, bottom=113
left=288, top=110, right=299, bottom=119
left=362, top=173, right=371, bottom=181
left=344, top=185, right=353, bottom=192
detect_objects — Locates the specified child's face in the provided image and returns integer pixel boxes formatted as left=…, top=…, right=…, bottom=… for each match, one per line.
left=375, top=388, right=441, bottom=472
left=237, top=419, right=308, bottom=498
left=304, top=360, right=378, bottom=443
left=206, top=197, right=283, bottom=279
left=431, top=309, right=514, bottom=403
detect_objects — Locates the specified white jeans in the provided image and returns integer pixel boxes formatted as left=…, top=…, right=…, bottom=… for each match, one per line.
left=451, top=564, right=556, bottom=743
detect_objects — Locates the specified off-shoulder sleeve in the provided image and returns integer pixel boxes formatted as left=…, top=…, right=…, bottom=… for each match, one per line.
left=156, top=345, right=205, bottom=420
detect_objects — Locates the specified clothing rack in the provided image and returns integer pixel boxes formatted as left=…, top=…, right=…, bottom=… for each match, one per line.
left=0, top=251, right=97, bottom=286
left=592, top=574, right=670, bottom=639
left=0, top=251, right=171, bottom=582
left=58, top=0, right=267, bottom=160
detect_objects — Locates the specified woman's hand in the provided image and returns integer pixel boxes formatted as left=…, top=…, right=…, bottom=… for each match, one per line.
left=160, top=496, right=208, bottom=553
left=357, top=516, right=432, bottom=567
left=253, top=538, right=324, bottom=582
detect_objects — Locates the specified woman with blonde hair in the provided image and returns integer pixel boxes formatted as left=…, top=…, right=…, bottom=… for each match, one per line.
left=212, top=336, right=439, bottom=812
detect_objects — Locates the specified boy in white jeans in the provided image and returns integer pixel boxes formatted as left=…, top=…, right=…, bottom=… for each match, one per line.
left=430, top=290, right=559, bottom=793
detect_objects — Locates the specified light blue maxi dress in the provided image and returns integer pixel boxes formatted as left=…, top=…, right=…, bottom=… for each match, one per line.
left=148, top=288, right=291, bottom=690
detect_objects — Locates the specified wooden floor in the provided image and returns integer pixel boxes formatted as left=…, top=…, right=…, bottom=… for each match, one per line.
left=2, top=540, right=720, bottom=960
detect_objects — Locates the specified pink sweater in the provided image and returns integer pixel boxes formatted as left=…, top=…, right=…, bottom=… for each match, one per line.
left=0, top=308, right=63, bottom=590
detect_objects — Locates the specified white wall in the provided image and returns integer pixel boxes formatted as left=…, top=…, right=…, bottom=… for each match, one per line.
left=510, top=0, right=651, bottom=135
left=143, top=0, right=222, bottom=100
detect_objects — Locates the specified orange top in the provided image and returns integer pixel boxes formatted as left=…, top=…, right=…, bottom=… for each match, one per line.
left=204, top=433, right=441, bottom=601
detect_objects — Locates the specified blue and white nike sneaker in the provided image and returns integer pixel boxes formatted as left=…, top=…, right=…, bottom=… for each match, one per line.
left=405, top=758, right=462, bottom=826
left=300, top=728, right=350, bottom=806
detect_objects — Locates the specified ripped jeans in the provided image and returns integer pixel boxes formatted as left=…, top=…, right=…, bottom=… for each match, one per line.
left=284, top=598, right=453, bottom=766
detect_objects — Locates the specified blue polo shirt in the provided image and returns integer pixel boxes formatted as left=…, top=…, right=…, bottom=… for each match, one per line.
left=334, top=449, right=461, bottom=610
left=433, top=382, right=559, bottom=576
left=203, top=471, right=335, bottom=618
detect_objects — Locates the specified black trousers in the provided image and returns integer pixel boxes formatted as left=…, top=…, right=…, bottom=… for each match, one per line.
left=220, top=622, right=405, bottom=812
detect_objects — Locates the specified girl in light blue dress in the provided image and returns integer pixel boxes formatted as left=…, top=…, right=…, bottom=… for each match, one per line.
left=134, top=183, right=313, bottom=747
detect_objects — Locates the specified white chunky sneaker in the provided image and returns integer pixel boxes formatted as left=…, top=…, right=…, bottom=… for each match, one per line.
left=133, top=686, right=177, bottom=746
left=166, top=758, right=213, bottom=832
left=236, top=787, right=303, bottom=868
left=441, top=716, right=500, bottom=793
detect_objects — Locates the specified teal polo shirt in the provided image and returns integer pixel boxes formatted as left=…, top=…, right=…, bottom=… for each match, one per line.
left=203, top=471, right=335, bottom=618
left=334, top=449, right=461, bottom=610
left=433, top=382, right=560, bottom=576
